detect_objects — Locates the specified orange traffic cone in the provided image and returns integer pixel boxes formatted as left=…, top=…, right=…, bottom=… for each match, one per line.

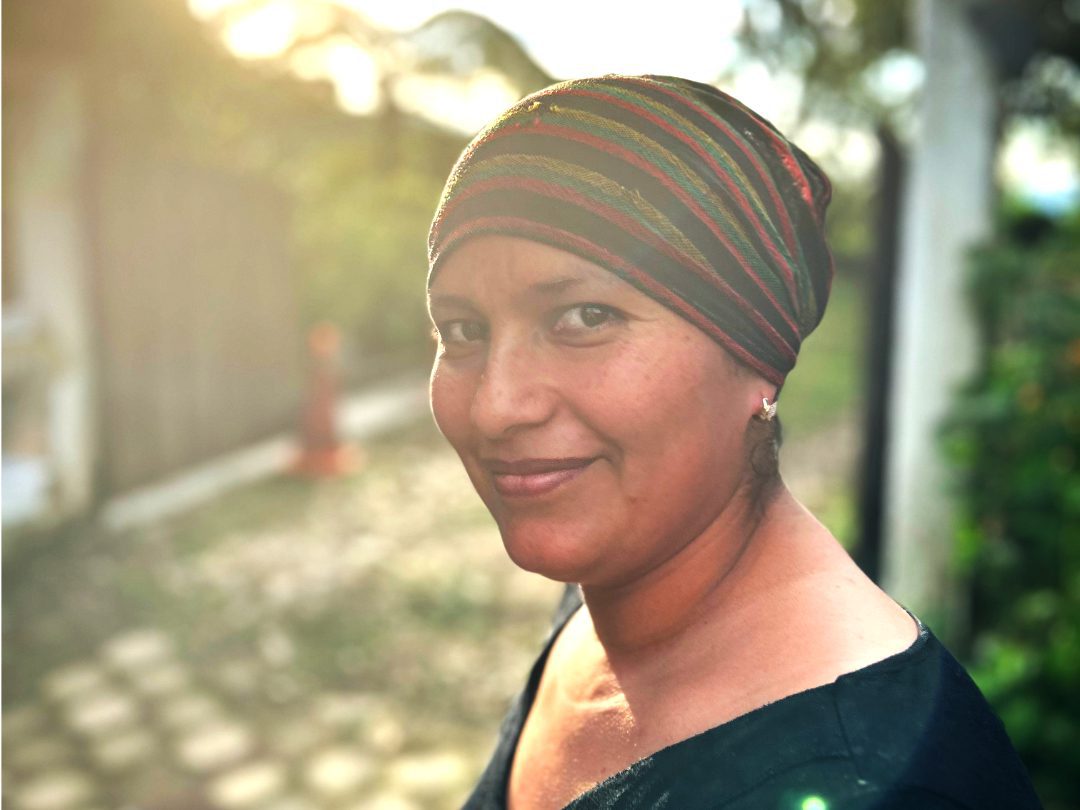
left=290, top=322, right=361, bottom=477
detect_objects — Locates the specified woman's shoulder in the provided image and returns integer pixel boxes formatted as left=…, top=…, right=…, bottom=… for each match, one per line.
left=564, top=619, right=1042, bottom=810
left=826, top=623, right=1042, bottom=809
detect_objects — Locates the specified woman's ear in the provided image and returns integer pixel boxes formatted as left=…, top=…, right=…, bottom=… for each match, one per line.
left=726, top=353, right=779, bottom=422
left=753, top=397, right=778, bottom=422
left=748, top=381, right=779, bottom=422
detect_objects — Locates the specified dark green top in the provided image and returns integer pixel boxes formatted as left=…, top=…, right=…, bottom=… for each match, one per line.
left=463, top=586, right=1042, bottom=809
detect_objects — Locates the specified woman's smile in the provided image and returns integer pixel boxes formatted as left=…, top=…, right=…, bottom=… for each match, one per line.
left=483, top=456, right=599, bottom=499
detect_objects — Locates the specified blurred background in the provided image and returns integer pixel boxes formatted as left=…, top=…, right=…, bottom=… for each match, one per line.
left=2, top=0, right=1078, bottom=808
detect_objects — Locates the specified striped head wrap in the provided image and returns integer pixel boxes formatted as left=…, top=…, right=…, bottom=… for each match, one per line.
left=427, top=74, right=834, bottom=385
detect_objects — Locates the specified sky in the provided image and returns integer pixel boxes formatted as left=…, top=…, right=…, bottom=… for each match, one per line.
left=187, top=0, right=1079, bottom=208
left=186, top=0, right=871, bottom=173
left=189, top=0, right=746, bottom=81
left=186, top=0, right=762, bottom=133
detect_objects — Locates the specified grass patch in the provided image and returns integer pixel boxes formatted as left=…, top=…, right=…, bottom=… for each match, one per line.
left=779, top=273, right=865, bottom=440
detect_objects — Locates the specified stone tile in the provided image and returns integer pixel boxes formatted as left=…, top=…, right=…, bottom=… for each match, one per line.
left=363, top=713, right=405, bottom=756
left=206, top=760, right=286, bottom=808
left=345, top=794, right=422, bottom=810
left=156, top=693, right=223, bottom=731
left=88, top=728, right=157, bottom=772
left=303, top=746, right=374, bottom=798
left=175, top=721, right=253, bottom=772
left=6, top=737, right=75, bottom=773
left=63, top=691, right=138, bottom=737
left=266, top=718, right=328, bottom=759
left=11, top=769, right=94, bottom=810
left=258, top=797, right=317, bottom=810
left=101, top=628, right=174, bottom=671
left=263, top=573, right=300, bottom=608
left=42, top=664, right=110, bottom=703
left=128, top=662, right=190, bottom=697
left=387, top=751, right=471, bottom=800
left=257, top=628, right=295, bottom=667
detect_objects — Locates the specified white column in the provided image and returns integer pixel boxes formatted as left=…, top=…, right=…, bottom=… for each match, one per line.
left=7, top=66, right=99, bottom=520
left=883, top=0, right=996, bottom=625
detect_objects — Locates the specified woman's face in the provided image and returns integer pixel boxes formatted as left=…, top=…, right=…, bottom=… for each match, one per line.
left=428, top=235, right=769, bottom=588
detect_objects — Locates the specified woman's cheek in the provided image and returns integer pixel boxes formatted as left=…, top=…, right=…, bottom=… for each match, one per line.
left=429, top=365, right=473, bottom=446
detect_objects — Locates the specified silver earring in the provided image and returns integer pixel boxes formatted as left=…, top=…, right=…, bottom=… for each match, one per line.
left=755, top=397, right=777, bottom=422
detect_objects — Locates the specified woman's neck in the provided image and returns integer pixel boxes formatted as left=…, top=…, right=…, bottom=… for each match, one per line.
left=575, top=484, right=815, bottom=677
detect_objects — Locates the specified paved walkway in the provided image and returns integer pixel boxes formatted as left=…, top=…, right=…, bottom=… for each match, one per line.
left=4, top=378, right=858, bottom=810
left=4, top=413, right=562, bottom=810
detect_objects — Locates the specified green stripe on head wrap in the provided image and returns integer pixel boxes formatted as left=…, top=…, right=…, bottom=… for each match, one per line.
left=428, top=74, right=834, bottom=386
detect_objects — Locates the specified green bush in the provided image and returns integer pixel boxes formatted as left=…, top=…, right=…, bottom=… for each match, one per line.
left=942, top=208, right=1080, bottom=808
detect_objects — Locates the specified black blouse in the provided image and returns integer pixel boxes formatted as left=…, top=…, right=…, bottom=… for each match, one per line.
left=462, top=586, right=1042, bottom=809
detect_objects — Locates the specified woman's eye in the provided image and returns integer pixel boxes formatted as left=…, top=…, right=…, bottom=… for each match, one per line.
left=440, top=320, right=487, bottom=345
left=552, top=304, right=621, bottom=333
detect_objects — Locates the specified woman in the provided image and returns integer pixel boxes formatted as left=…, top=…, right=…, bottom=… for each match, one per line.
left=426, top=75, right=1040, bottom=809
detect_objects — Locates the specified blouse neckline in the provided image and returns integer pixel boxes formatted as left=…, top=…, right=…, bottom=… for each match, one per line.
left=501, top=589, right=930, bottom=808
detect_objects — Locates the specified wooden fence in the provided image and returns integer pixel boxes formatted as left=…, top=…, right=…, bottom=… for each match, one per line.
left=91, top=154, right=305, bottom=496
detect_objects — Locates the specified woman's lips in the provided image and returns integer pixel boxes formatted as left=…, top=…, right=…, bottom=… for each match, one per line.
left=483, top=457, right=597, bottom=498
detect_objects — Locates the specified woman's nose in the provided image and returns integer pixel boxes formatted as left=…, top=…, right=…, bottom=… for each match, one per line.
left=469, top=339, right=554, bottom=440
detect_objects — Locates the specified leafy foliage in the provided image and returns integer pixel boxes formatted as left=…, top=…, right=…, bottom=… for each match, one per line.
left=734, top=0, right=914, bottom=127
left=942, top=209, right=1080, bottom=808
left=288, top=117, right=464, bottom=371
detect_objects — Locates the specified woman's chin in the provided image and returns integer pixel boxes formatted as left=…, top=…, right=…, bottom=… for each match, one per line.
left=497, top=520, right=606, bottom=584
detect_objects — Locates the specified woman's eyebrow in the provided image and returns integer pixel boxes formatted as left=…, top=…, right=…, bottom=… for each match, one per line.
left=428, top=293, right=477, bottom=311
left=429, top=273, right=618, bottom=310
left=528, top=276, right=585, bottom=297
left=527, top=271, right=624, bottom=298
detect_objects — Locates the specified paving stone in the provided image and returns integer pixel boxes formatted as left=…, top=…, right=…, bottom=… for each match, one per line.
left=102, top=629, right=174, bottom=671
left=266, top=718, right=327, bottom=759
left=3, top=706, right=48, bottom=739
left=206, top=760, right=286, bottom=808
left=258, top=797, right=318, bottom=810
left=157, top=693, right=223, bottom=731
left=63, top=691, right=138, bottom=737
left=88, top=728, right=157, bottom=772
left=6, top=737, right=75, bottom=773
left=42, top=664, right=110, bottom=703
left=345, top=794, right=422, bottom=810
left=128, top=662, right=190, bottom=697
left=12, top=769, right=94, bottom=810
left=387, top=751, right=471, bottom=800
left=176, top=721, right=253, bottom=772
left=303, top=746, right=375, bottom=798
left=364, top=714, right=405, bottom=755
left=257, top=628, right=295, bottom=666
